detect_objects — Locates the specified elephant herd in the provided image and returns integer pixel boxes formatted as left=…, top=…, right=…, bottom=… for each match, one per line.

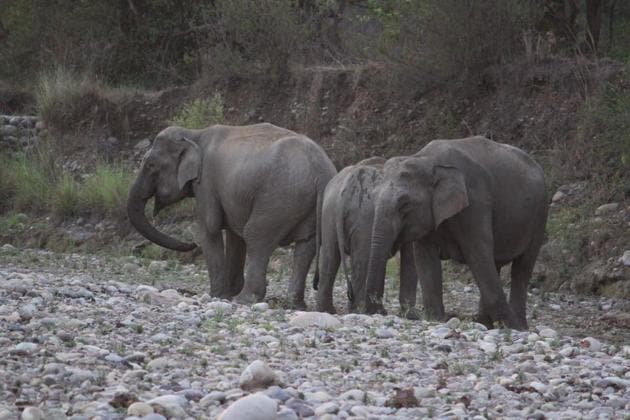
left=128, top=123, right=548, bottom=330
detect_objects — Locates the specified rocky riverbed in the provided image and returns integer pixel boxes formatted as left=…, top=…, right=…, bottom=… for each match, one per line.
left=0, top=245, right=628, bottom=419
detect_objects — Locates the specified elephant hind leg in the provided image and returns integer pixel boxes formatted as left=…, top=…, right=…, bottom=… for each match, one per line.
left=288, top=236, right=316, bottom=310
left=510, top=242, right=543, bottom=330
left=317, top=231, right=340, bottom=314
left=226, top=230, right=246, bottom=297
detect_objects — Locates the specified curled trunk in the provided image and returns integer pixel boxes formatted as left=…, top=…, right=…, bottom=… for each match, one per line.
left=127, top=180, right=196, bottom=252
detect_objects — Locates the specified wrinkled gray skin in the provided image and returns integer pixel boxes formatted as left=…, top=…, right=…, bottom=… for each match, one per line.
left=127, top=123, right=337, bottom=308
left=366, top=137, right=548, bottom=330
left=315, top=157, right=421, bottom=319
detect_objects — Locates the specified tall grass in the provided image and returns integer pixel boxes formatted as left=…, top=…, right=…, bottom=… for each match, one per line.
left=81, top=164, right=135, bottom=217
left=35, top=67, right=102, bottom=126
left=0, top=150, right=56, bottom=213
left=0, top=148, right=135, bottom=219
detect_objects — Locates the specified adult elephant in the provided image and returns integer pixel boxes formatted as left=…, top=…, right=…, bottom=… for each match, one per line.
left=315, top=157, right=421, bottom=319
left=127, top=123, right=337, bottom=308
left=365, top=136, right=548, bottom=330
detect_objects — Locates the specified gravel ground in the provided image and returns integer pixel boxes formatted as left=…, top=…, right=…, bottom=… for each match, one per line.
left=0, top=245, right=628, bottom=419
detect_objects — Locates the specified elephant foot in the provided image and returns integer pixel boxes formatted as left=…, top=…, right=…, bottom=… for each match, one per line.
left=318, top=303, right=336, bottom=314
left=400, top=306, right=422, bottom=320
left=365, top=303, right=388, bottom=316
left=288, top=299, right=308, bottom=311
left=233, top=291, right=261, bottom=306
left=473, top=312, right=493, bottom=329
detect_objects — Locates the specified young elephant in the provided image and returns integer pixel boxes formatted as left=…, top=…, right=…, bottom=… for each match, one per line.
left=127, top=123, right=337, bottom=308
left=365, top=137, right=548, bottom=330
left=315, top=157, right=421, bottom=319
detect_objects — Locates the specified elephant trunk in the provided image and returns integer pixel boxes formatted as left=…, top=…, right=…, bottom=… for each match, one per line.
left=364, top=197, right=398, bottom=314
left=127, top=178, right=197, bottom=252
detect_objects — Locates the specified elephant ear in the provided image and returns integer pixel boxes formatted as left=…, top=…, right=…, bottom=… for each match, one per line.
left=176, top=137, right=201, bottom=191
left=432, top=165, right=469, bottom=229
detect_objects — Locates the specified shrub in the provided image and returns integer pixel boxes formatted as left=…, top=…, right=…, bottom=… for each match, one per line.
left=35, top=67, right=113, bottom=131
left=170, top=94, right=225, bottom=129
left=573, top=76, right=630, bottom=199
left=361, top=0, right=541, bottom=92
left=205, top=0, right=309, bottom=80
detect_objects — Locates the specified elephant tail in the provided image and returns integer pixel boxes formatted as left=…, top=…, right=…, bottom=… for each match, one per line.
left=336, top=203, right=353, bottom=302
left=313, top=187, right=323, bottom=291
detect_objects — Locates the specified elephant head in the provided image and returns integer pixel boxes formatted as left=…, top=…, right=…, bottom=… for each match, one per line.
left=127, top=126, right=201, bottom=252
left=364, top=156, right=469, bottom=313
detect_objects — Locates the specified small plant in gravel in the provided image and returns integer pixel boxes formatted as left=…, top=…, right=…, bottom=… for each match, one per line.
left=489, top=348, right=504, bottom=362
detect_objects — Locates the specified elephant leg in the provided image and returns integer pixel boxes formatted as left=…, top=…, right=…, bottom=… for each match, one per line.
left=287, top=237, right=316, bottom=310
left=475, top=262, right=503, bottom=327
left=399, top=242, right=421, bottom=320
left=233, top=241, right=274, bottom=305
left=225, top=230, right=246, bottom=297
left=234, top=217, right=288, bottom=305
left=509, top=241, right=543, bottom=330
left=317, top=232, right=340, bottom=314
left=414, top=241, right=445, bottom=321
left=200, top=229, right=229, bottom=299
left=455, top=221, right=522, bottom=330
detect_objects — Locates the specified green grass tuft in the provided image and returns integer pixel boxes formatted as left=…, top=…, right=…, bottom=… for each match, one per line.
left=170, top=93, right=224, bottom=129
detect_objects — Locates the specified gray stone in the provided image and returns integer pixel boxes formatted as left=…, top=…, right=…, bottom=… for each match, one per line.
left=18, top=303, right=37, bottom=320
left=199, top=391, right=226, bottom=407
left=218, top=392, right=278, bottom=420
left=127, top=402, right=154, bottom=417
left=146, top=395, right=187, bottom=418
left=20, top=407, right=45, bottom=420
left=314, top=402, right=339, bottom=416
left=289, top=312, right=340, bottom=329
left=580, top=337, right=603, bottom=352
left=376, top=328, right=397, bottom=339
left=240, top=360, right=278, bottom=390
left=285, top=399, right=315, bottom=417
left=277, top=407, right=299, bottom=420
left=11, top=342, right=38, bottom=355
left=595, top=202, right=619, bottom=216
left=620, top=250, right=630, bottom=267
left=252, top=302, right=270, bottom=311
left=551, top=190, right=566, bottom=202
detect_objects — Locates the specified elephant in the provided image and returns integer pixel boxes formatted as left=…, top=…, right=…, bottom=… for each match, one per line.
left=365, top=136, right=548, bottom=330
left=315, top=157, right=421, bottom=319
left=127, top=123, right=337, bottom=308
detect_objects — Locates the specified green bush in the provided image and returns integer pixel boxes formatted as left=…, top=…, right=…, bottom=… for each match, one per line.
left=206, top=0, right=309, bottom=80
left=575, top=76, right=630, bottom=198
left=361, top=0, right=540, bottom=91
left=35, top=67, right=108, bottom=129
left=170, top=94, right=225, bottom=129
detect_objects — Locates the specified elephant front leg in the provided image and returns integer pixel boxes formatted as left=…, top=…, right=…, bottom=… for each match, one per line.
left=287, top=237, right=316, bottom=310
left=233, top=238, right=274, bottom=305
left=414, top=241, right=445, bottom=321
left=399, top=242, right=422, bottom=320
left=200, top=229, right=230, bottom=299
